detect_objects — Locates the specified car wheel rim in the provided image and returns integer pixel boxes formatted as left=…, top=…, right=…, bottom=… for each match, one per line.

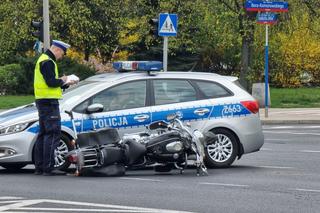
left=54, top=140, right=68, bottom=167
left=207, top=134, right=233, bottom=163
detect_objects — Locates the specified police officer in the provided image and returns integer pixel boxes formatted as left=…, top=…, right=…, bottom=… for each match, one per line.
left=33, top=40, right=77, bottom=176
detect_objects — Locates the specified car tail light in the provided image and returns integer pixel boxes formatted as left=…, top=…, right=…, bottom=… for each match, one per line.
left=67, top=154, right=78, bottom=163
left=241, top=100, right=259, bottom=114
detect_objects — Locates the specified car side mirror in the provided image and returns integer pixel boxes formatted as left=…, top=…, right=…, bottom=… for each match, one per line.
left=86, top=103, right=104, bottom=114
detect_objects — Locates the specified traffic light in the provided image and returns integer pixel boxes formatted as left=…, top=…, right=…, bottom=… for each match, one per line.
left=148, top=18, right=159, bottom=37
left=31, top=20, right=44, bottom=42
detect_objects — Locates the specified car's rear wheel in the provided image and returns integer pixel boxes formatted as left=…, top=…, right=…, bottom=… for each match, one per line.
left=204, top=128, right=238, bottom=168
left=54, top=134, right=73, bottom=171
left=1, top=163, right=27, bottom=170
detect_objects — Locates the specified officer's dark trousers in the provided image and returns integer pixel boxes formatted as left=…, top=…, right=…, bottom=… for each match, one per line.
left=34, top=99, right=61, bottom=173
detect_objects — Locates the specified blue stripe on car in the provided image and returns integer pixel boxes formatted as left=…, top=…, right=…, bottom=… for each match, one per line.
left=27, top=103, right=251, bottom=134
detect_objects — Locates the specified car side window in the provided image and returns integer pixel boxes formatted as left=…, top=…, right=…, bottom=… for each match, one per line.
left=194, top=80, right=232, bottom=98
left=153, top=80, right=197, bottom=105
left=74, top=81, right=147, bottom=113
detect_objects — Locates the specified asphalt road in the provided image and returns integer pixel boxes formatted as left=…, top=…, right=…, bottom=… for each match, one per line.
left=0, top=124, right=320, bottom=213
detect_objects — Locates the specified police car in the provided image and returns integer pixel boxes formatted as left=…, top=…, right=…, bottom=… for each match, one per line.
left=0, top=61, right=264, bottom=170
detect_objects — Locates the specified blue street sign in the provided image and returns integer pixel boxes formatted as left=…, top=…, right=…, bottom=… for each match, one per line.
left=245, top=1, right=288, bottom=12
left=158, top=13, right=178, bottom=37
left=257, top=13, right=278, bottom=24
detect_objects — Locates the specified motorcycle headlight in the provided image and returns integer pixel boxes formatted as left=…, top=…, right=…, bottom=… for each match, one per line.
left=0, top=121, right=35, bottom=136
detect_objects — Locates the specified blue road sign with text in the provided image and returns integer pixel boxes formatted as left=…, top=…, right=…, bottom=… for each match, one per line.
left=158, top=13, right=178, bottom=37
left=245, top=1, right=288, bottom=12
left=257, top=13, right=278, bottom=24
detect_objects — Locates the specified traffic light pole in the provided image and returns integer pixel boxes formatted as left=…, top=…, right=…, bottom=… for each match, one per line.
left=43, top=0, right=50, bottom=51
left=163, top=36, right=168, bottom=72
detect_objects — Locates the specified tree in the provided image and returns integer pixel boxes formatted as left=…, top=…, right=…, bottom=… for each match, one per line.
left=214, top=0, right=256, bottom=90
left=0, top=0, right=38, bottom=65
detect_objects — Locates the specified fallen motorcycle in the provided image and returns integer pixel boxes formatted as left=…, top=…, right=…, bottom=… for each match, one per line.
left=64, top=109, right=217, bottom=177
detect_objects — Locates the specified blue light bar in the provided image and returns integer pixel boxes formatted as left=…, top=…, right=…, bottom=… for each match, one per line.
left=113, top=61, right=163, bottom=72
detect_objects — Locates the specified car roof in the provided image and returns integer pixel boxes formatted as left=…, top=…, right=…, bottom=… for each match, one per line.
left=85, top=71, right=238, bottom=83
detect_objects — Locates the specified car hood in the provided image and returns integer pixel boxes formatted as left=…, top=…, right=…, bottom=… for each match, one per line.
left=0, top=104, right=38, bottom=127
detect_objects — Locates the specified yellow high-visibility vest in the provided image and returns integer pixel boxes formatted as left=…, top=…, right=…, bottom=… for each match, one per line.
left=34, top=54, right=62, bottom=99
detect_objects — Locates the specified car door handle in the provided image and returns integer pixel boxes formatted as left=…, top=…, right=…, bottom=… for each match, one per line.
left=194, top=108, right=210, bottom=116
left=134, top=114, right=150, bottom=122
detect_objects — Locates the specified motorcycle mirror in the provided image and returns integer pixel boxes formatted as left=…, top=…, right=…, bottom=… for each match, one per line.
left=148, top=121, right=169, bottom=130
left=166, top=114, right=176, bottom=121
left=86, top=103, right=104, bottom=114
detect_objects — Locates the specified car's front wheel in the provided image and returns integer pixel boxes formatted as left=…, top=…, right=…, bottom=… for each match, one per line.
left=204, top=128, right=238, bottom=168
left=54, top=134, right=73, bottom=171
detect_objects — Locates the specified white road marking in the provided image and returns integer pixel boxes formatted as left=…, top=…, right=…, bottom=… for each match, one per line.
left=265, top=139, right=290, bottom=141
left=0, top=198, right=192, bottom=213
left=0, top=201, right=21, bottom=204
left=300, top=150, right=320, bottom=153
left=16, top=207, right=154, bottom=212
left=199, top=182, right=249, bottom=188
left=264, top=126, right=320, bottom=130
left=292, top=188, right=320, bottom=193
left=120, top=177, right=163, bottom=182
left=257, top=166, right=293, bottom=169
left=0, top=196, right=23, bottom=200
left=0, top=199, right=43, bottom=212
left=260, top=148, right=272, bottom=151
left=263, top=131, right=320, bottom=136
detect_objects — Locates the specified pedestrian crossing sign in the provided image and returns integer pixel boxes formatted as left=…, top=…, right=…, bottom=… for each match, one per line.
left=158, top=13, right=178, bottom=36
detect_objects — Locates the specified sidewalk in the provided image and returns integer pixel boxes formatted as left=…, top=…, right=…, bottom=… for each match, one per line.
left=260, top=108, right=320, bottom=124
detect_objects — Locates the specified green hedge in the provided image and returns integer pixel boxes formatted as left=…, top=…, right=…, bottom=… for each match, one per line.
left=0, top=56, right=96, bottom=95
left=0, top=64, right=22, bottom=95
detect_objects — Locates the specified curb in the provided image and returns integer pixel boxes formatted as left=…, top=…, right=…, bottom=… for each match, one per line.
left=261, top=120, right=320, bottom=125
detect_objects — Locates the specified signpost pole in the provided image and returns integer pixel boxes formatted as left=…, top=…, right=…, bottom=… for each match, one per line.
left=265, top=24, right=269, bottom=118
left=245, top=1, right=288, bottom=118
left=43, top=0, right=50, bottom=51
left=163, top=36, right=168, bottom=72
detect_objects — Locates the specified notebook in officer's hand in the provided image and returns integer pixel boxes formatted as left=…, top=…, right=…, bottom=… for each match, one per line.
left=66, top=74, right=79, bottom=84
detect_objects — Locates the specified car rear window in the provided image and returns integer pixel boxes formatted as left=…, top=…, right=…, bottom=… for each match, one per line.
left=194, top=80, right=232, bottom=98
left=153, top=80, right=197, bottom=105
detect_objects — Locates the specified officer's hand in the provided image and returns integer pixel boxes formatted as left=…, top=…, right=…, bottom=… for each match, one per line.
left=60, top=75, right=68, bottom=83
left=67, top=80, right=78, bottom=86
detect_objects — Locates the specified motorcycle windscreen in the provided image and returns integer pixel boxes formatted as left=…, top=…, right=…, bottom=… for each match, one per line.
left=76, top=128, right=120, bottom=147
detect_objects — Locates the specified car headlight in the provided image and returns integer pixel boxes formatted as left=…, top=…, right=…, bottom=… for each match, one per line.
left=0, top=121, right=36, bottom=136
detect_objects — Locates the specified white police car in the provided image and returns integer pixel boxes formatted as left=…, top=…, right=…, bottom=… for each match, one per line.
left=0, top=61, right=264, bottom=170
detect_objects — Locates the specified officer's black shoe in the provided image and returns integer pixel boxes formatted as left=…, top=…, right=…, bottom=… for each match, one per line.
left=43, top=170, right=66, bottom=176
left=34, top=170, right=43, bottom=175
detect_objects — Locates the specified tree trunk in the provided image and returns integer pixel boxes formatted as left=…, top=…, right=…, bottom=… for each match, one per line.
left=84, top=48, right=90, bottom=61
left=238, top=11, right=255, bottom=92
left=239, top=35, right=254, bottom=91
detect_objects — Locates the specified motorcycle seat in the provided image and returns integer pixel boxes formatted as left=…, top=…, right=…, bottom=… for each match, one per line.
left=76, top=128, right=120, bottom=147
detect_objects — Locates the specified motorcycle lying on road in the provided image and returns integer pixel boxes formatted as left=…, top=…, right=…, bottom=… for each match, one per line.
left=64, top=107, right=217, bottom=177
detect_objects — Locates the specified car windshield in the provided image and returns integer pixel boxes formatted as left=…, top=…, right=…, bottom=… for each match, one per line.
left=60, top=80, right=99, bottom=104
